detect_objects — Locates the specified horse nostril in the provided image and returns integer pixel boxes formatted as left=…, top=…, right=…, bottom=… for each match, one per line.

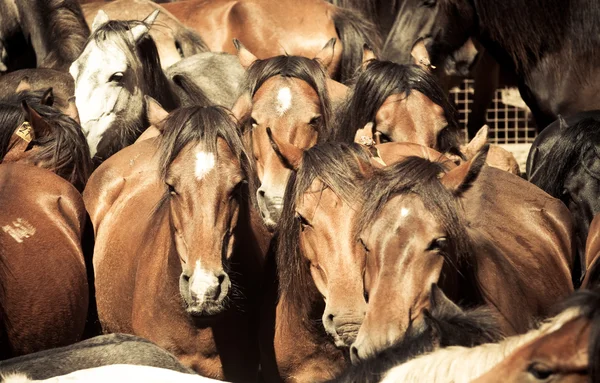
left=328, top=313, right=334, bottom=322
left=350, top=345, right=360, bottom=363
left=217, top=273, right=225, bottom=285
left=182, top=274, right=190, bottom=283
left=258, top=189, right=265, bottom=198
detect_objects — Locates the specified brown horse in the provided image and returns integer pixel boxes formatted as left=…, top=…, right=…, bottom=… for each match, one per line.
left=0, top=90, right=92, bottom=191
left=84, top=106, right=262, bottom=380
left=231, top=42, right=347, bottom=230
left=582, top=214, right=600, bottom=289
left=81, top=0, right=208, bottom=68
left=0, top=163, right=88, bottom=359
left=337, top=59, right=461, bottom=155
left=351, top=145, right=574, bottom=362
left=471, top=288, right=600, bottom=383
left=161, top=0, right=381, bottom=83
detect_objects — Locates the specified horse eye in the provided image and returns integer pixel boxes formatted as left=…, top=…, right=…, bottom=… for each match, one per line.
left=422, top=0, right=437, bottom=7
left=527, top=362, right=554, bottom=380
left=109, top=72, right=124, bottom=83
left=296, top=213, right=311, bottom=230
left=230, top=179, right=247, bottom=199
left=359, top=238, right=370, bottom=252
left=377, top=130, right=391, bottom=143
left=428, top=237, right=447, bottom=251
left=166, top=183, right=177, bottom=196
left=175, top=40, right=184, bottom=58
left=309, top=115, right=322, bottom=127
left=250, top=117, right=258, bottom=128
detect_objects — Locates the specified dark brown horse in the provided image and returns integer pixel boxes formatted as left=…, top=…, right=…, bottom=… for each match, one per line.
left=161, top=0, right=381, bottom=83
left=84, top=106, right=262, bottom=380
left=381, top=0, right=600, bottom=129
left=0, top=90, right=92, bottom=191
left=351, top=145, right=574, bottom=362
left=0, top=163, right=89, bottom=359
left=0, top=0, right=89, bottom=72
left=231, top=42, right=345, bottom=230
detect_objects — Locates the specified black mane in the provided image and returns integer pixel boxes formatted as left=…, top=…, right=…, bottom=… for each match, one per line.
left=335, top=60, right=460, bottom=153
left=276, top=142, right=372, bottom=330
left=528, top=116, right=600, bottom=202
left=0, top=90, right=92, bottom=192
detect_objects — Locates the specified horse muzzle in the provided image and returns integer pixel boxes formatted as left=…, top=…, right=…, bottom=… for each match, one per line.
left=179, top=269, right=231, bottom=317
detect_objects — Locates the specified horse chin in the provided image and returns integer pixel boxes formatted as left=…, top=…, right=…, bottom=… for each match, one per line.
left=185, top=301, right=227, bottom=319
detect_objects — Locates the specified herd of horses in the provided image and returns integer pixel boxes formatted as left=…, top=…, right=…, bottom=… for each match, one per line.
left=0, top=0, right=599, bottom=382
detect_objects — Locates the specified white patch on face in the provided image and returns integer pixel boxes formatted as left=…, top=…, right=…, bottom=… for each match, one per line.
left=2, top=218, right=35, bottom=243
left=400, top=207, right=410, bottom=217
left=190, top=260, right=217, bottom=303
left=276, top=87, right=292, bottom=116
left=195, top=151, right=216, bottom=180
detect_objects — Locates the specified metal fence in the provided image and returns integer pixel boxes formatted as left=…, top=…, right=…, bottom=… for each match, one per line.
left=450, top=79, right=538, bottom=145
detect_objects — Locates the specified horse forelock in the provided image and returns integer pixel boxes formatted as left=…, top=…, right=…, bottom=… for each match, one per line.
left=276, top=142, right=371, bottom=331
left=335, top=60, right=459, bottom=151
left=241, top=55, right=334, bottom=141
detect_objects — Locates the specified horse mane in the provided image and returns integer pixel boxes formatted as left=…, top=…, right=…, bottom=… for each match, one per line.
left=330, top=303, right=502, bottom=383
left=0, top=91, right=92, bottom=192
left=555, top=288, right=600, bottom=382
left=276, top=142, right=372, bottom=330
left=358, top=156, right=471, bottom=266
left=35, top=0, right=90, bottom=70
left=91, top=20, right=180, bottom=112
left=528, top=117, right=600, bottom=203
left=157, top=105, right=249, bottom=182
left=334, top=60, right=460, bottom=153
left=474, top=0, right=600, bottom=73
left=331, top=5, right=382, bottom=83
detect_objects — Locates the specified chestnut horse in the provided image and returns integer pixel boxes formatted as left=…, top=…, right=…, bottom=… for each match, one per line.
left=0, top=163, right=88, bottom=359
left=0, top=90, right=92, bottom=191
left=231, top=42, right=345, bottom=230
left=336, top=59, right=461, bottom=154
left=161, top=0, right=381, bottom=83
left=81, top=0, right=208, bottom=68
left=582, top=214, right=600, bottom=289
left=84, top=106, right=262, bottom=380
left=351, top=145, right=574, bottom=361
left=472, top=289, right=600, bottom=383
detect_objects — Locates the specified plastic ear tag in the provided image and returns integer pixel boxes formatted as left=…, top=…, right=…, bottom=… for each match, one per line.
left=15, top=121, right=33, bottom=143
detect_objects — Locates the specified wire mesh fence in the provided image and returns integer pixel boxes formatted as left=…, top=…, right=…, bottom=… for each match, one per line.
left=450, top=79, right=538, bottom=144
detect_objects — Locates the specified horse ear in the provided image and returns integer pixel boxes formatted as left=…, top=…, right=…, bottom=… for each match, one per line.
left=130, top=10, right=159, bottom=42
left=461, top=125, right=489, bottom=159
left=145, top=96, right=169, bottom=132
left=22, top=101, right=52, bottom=139
left=361, top=44, right=376, bottom=70
left=15, top=77, right=31, bottom=93
left=41, top=88, right=54, bottom=107
left=231, top=92, right=253, bottom=123
left=429, top=284, right=464, bottom=318
left=314, top=38, right=336, bottom=70
left=411, top=37, right=436, bottom=71
left=233, top=39, right=258, bottom=69
left=441, top=144, right=489, bottom=196
left=91, top=10, right=110, bottom=33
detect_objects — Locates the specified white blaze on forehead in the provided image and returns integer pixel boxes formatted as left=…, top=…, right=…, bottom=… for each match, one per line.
left=400, top=207, right=410, bottom=217
left=190, top=260, right=217, bottom=302
left=276, top=87, right=292, bottom=115
left=195, top=151, right=216, bottom=180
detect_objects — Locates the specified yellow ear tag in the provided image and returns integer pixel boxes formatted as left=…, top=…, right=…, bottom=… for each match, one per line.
left=15, top=121, right=33, bottom=143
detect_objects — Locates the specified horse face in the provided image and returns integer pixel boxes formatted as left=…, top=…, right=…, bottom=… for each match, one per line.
left=165, top=139, right=243, bottom=317
left=382, top=0, right=475, bottom=70
left=70, top=32, right=144, bottom=158
left=472, top=317, right=590, bottom=383
left=372, top=92, right=448, bottom=149
left=296, top=180, right=367, bottom=348
left=251, top=77, right=321, bottom=230
left=351, top=194, right=446, bottom=362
